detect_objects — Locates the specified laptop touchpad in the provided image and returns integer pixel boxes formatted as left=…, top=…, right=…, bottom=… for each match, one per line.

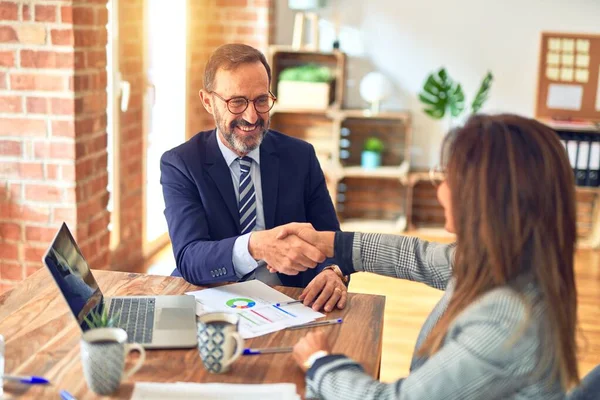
left=156, top=308, right=192, bottom=330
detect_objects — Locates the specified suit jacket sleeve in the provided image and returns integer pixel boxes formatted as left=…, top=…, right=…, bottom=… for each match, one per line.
left=334, top=232, right=455, bottom=290
left=305, top=292, right=538, bottom=400
left=160, top=150, right=238, bottom=285
left=305, top=145, right=341, bottom=274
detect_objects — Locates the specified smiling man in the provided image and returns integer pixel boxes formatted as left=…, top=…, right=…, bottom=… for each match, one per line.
left=159, top=44, right=348, bottom=312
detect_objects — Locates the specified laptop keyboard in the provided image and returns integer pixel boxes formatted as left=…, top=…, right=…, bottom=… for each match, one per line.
left=108, top=298, right=155, bottom=344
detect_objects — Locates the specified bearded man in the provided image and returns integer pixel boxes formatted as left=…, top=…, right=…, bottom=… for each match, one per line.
left=159, top=44, right=348, bottom=313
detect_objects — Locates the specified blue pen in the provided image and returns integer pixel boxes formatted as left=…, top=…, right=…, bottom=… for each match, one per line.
left=243, top=346, right=294, bottom=355
left=60, top=389, right=77, bottom=400
left=2, top=374, right=50, bottom=384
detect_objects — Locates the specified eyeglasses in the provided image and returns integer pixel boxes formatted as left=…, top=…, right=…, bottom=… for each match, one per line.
left=429, top=165, right=447, bottom=186
left=210, top=91, right=276, bottom=114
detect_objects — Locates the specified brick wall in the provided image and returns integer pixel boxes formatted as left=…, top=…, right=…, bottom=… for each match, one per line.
left=0, top=0, right=110, bottom=294
left=109, top=0, right=144, bottom=271
left=187, top=0, right=275, bottom=137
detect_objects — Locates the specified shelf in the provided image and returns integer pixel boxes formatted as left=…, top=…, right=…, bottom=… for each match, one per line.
left=342, top=164, right=409, bottom=180
left=333, top=109, right=411, bottom=121
left=576, top=186, right=600, bottom=194
left=271, top=106, right=331, bottom=115
left=538, top=117, right=600, bottom=133
left=340, top=216, right=407, bottom=234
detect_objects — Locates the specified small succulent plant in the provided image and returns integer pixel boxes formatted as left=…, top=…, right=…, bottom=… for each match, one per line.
left=84, top=308, right=120, bottom=329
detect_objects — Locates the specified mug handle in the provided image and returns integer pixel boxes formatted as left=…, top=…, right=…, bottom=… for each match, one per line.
left=123, top=343, right=146, bottom=379
left=221, top=332, right=244, bottom=370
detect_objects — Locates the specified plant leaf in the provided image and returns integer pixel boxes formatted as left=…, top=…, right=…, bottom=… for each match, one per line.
left=418, top=68, right=455, bottom=120
left=470, top=71, right=493, bottom=114
left=449, top=83, right=465, bottom=117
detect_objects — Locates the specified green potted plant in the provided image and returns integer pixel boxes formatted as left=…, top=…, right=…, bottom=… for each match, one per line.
left=277, top=63, right=334, bottom=110
left=84, top=307, right=120, bottom=330
left=418, top=67, right=493, bottom=127
left=362, top=137, right=385, bottom=169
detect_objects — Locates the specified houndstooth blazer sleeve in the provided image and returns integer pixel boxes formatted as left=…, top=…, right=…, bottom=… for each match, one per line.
left=334, top=232, right=455, bottom=290
left=304, top=232, right=561, bottom=400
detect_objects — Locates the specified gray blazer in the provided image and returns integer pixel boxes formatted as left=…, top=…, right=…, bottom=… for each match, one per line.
left=305, top=232, right=566, bottom=400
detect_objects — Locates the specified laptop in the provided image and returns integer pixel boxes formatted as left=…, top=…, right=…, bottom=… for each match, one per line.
left=42, top=222, right=197, bottom=349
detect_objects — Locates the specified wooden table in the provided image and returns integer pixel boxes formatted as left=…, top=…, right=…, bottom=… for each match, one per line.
left=0, top=269, right=385, bottom=399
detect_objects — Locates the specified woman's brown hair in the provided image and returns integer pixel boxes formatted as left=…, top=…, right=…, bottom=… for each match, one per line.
left=418, top=114, right=579, bottom=388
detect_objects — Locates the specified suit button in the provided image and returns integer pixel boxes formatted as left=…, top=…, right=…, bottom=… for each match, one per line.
left=211, top=271, right=215, bottom=277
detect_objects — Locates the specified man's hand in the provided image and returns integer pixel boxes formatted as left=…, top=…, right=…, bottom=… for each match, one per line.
left=248, top=223, right=326, bottom=275
left=299, top=268, right=347, bottom=312
left=293, top=331, right=331, bottom=372
left=275, top=223, right=335, bottom=258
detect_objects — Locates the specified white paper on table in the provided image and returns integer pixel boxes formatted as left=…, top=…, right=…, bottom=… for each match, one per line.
left=131, top=382, right=301, bottom=400
left=187, top=280, right=324, bottom=339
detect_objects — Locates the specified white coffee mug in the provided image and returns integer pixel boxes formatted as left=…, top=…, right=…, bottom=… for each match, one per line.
left=197, top=312, right=244, bottom=373
left=80, top=328, right=145, bottom=395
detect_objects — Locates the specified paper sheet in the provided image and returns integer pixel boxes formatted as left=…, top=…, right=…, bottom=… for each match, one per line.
left=186, top=280, right=324, bottom=338
left=131, top=382, right=301, bottom=400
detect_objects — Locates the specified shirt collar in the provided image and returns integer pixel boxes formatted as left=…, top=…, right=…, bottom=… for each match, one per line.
left=216, top=129, right=261, bottom=167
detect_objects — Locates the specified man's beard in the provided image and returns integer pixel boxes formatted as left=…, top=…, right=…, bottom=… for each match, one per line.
left=215, top=108, right=269, bottom=154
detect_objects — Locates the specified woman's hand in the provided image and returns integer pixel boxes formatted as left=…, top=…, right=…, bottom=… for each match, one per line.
left=293, top=331, right=332, bottom=372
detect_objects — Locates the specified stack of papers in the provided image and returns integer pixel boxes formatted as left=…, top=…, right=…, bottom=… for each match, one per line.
left=131, top=382, right=300, bottom=400
left=186, top=280, right=324, bottom=338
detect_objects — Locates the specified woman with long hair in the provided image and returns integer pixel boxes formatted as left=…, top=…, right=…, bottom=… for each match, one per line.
left=281, top=114, right=581, bottom=399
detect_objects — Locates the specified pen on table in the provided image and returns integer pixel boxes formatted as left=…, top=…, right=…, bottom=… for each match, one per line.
left=1, top=375, right=50, bottom=385
left=60, top=389, right=77, bottom=400
left=274, top=300, right=303, bottom=307
left=288, top=318, right=343, bottom=330
left=243, top=346, right=294, bottom=355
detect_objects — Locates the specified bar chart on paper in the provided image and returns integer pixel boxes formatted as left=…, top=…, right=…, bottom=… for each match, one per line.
left=186, top=281, right=324, bottom=338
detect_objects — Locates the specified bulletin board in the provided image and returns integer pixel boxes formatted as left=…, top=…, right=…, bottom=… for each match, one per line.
left=535, top=32, right=600, bottom=122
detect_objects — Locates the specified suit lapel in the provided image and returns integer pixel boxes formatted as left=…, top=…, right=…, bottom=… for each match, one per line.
left=205, top=130, right=240, bottom=230
left=260, top=133, right=279, bottom=229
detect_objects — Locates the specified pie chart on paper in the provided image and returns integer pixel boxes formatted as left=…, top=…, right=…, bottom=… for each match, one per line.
left=226, top=297, right=257, bottom=309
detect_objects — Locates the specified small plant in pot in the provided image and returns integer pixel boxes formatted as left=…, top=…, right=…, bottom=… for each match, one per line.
left=362, top=137, right=385, bottom=169
left=83, top=307, right=120, bottom=330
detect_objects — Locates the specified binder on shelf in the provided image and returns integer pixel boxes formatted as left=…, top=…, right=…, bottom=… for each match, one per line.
left=566, top=135, right=579, bottom=180
left=588, top=136, right=600, bottom=187
left=575, top=135, right=590, bottom=186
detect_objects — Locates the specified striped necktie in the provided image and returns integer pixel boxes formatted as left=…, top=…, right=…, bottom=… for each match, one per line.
left=238, top=156, right=257, bottom=235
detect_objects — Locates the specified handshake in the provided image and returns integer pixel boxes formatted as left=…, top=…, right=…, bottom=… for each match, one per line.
left=248, top=223, right=335, bottom=276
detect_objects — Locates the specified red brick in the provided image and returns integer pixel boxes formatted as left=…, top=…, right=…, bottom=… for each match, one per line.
left=73, top=6, right=93, bottom=25
left=46, top=163, right=59, bottom=180
left=50, top=29, right=74, bottom=45
left=0, top=282, right=15, bottom=294
left=0, top=25, right=17, bottom=42
left=74, top=51, right=85, bottom=68
left=96, top=7, right=108, bottom=25
left=61, top=164, right=75, bottom=180
left=26, top=263, right=42, bottom=277
left=26, top=97, right=48, bottom=114
left=50, top=141, right=75, bottom=159
left=0, top=161, right=44, bottom=179
left=0, top=72, right=6, bottom=89
left=34, top=4, right=56, bottom=22
left=0, top=95, right=22, bottom=113
left=60, top=6, right=72, bottom=23
left=0, top=242, right=19, bottom=261
left=0, top=1, right=18, bottom=20
left=0, top=223, right=21, bottom=241
left=7, top=182, right=21, bottom=201
left=0, top=50, right=14, bottom=66
left=0, top=139, right=22, bottom=156
left=25, top=226, right=58, bottom=242
left=74, top=28, right=97, bottom=47
left=0, top=119, right=46, bottom=136
left=11, top=73, right=66, bottom=91
left=20, top=50, right=74, bottom=69
left=50, top=98, right=74, bottom=115
left=25, top=184, right=63, bottom=202
left=236, top=26, right=256, bottom=35
left=87, top=50, right=106, bottom=68
left=51, top=120, right=75, bottom=138
left=22, top=4, right=30, bottom=21
left=24, top=244, right=46, bottom=263
left=52, top=207, right=75, bottom=224
left=0, top=203, right=49, bottom=223
left=226, top=10, right=259, bottom=21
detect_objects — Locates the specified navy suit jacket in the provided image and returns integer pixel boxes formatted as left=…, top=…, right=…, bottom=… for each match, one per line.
left=160, top=129, right=341, bottom=287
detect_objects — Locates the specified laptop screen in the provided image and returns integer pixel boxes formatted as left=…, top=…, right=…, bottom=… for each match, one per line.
left=43, top=222, right=104, bottom=331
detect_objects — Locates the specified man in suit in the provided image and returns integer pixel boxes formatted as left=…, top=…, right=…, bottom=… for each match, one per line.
left=160, top=43, right=347, bottom=312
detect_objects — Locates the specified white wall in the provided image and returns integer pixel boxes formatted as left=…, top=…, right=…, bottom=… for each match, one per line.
left=276, top=0, right=600, bottom=167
